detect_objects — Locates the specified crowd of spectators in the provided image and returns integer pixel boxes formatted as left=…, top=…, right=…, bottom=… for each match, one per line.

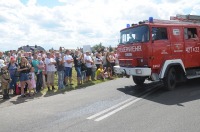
left=0, top=47, right=119, bottom=99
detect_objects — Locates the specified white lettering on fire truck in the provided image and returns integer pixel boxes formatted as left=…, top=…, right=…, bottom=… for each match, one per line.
left=186, top=47, right=200, bottom=53
left=118, top=46, right=142, bottom=52
left=161, top=50, right=168, bottom=54
left=153, top=65, right=160, bottom=68
left=174, top=44, right=183, bottom=52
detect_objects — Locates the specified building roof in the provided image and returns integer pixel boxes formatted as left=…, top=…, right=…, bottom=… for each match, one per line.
left=18, top=45, right=45, bottom=52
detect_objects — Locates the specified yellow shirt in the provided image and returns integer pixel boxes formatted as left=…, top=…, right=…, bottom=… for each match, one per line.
left=96, top=68, right=104, bottom=76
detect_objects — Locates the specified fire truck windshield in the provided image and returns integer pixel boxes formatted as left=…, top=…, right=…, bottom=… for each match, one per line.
left=120, top=25, right=149, bottom=44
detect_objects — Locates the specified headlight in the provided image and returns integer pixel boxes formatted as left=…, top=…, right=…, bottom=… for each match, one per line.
left=136, top=69, right=142, bottom=74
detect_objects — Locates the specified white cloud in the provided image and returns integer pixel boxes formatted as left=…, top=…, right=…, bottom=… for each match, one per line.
left=0, top=0, right=200, bottom=51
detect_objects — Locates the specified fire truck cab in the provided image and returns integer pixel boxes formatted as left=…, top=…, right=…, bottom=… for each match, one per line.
left=114, top=14, right=200, bottom=90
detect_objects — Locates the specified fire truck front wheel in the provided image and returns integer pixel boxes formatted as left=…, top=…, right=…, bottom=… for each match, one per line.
left=163, top=67, right=177, bottom=90
left=132, top=76, right=146, bottom=86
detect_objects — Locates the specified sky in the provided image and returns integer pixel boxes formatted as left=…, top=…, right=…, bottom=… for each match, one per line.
left=0, top=0, right=200, bottom=51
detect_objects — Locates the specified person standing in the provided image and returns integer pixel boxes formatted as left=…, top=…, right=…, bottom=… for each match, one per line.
left=0, top=60, right=11, bottom=99
left=27, top=52, right=33, bottom=64
left=5, top=52, right=11, bottom=64
left=55, top=52, right=65, bottom=89
left=7, top=57, right=18, bottom=95
left=16, top=52, right=22, bottom=64
left=91, top=54, right=97, bottom=81
left=0, top=51, right=5, bottom=60
left=32, top=54, right=43, bottom=92
left=45, top=52, right=56, bottom=91
left=114, top=50, right=119, bottom=66
left=81, top=53, right=86, bottom=83
left=73, top=50, right=82, bottom=85
left=17, top=57, right=32, bottom=97
left=109, top=52, right=116, bottom=76
left=85, top=51, right=93, bottom=82
left=95, top=53, right=103, bottom=70
left=64, top=50, right=74, bottom=86
left=106, top=52, right=113, bottom=79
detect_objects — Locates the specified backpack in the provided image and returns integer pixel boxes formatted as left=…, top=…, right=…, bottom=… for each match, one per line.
left=8, top=62, right=18, bottom=70
left=7, top=63, right=20, bottom=77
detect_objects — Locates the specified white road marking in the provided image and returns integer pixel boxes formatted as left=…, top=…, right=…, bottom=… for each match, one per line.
left=87, top=97, right=134, bottom=120
left=87, top=88, right=158, bottom=121
left=95, top=89, right=156, bottom=121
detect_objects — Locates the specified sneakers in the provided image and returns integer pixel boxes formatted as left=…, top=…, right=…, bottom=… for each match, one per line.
left=20, top=94, right=26, bottom=98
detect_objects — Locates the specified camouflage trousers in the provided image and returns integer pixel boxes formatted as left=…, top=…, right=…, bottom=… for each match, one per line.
left=1, top=83, right=9, bottom=95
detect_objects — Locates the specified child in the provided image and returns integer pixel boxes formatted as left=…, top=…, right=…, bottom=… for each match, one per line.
left=96, top=64, right=106, bottom=80
left=0, top=62, right=11, bottom=99
left=29, top=67, right=36, bottom=94
left=37, top=56, right=44, bottom=74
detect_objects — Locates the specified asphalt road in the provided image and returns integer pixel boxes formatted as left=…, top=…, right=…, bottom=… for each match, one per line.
left=1, top=77, right=200, bottom=132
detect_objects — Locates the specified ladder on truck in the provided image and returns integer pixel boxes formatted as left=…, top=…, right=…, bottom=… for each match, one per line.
left=145, top=14, right=200, bottom=25
left=170, top=14, right=200, bottom=23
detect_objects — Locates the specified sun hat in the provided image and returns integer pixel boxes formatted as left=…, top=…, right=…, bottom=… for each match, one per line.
left=0, top=59, right=6, bottom=68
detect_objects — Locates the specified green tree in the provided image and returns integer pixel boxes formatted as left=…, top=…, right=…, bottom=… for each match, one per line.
left=92, top=43, right=105, bottom=53
left=109, top=45, right=113, bottom=52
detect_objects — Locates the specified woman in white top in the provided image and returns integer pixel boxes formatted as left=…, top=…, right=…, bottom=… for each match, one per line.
left=45, top=52, right=56, bottom=91
left=95, top=53, right=103, bottom=70
left=85, top=51, right=93, bottom=81
left=109, top=52, right=116, bottom=75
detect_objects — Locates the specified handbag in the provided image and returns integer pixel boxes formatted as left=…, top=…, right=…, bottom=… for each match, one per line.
left=81, top=63, right=87, bottom=71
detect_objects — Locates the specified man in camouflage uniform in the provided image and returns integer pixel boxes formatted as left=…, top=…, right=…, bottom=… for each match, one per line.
left=0, top=59, right=11, bottom=99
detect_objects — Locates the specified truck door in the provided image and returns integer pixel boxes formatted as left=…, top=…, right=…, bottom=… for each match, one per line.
left=170, top=27, right=184, bottom=63
left=184, top=27, right=200, bottom=67
left=151, top=27, right=171, bottom=69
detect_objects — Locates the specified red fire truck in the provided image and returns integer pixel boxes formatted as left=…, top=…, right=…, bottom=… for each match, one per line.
left=114, top=14, right=200, bottom=90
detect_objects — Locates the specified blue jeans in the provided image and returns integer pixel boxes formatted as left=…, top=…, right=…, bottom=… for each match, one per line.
left=75, top=67, right=82, bottom=77
left=36, top=72, right=43, bottom=92
left=81, top=71, right=86, bottom=81
left=91, top=67, right=96, bottom=80
left=65, top=67, right=72, bottom=77
left=9, top=74, right=17, bottom=89
left=58, top=71, right=65, bottom=89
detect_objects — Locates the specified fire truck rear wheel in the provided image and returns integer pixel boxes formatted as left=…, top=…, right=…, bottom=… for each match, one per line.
left=164, top=67, right=177, bottom=90
left=132, top=76, right=145, bottom=85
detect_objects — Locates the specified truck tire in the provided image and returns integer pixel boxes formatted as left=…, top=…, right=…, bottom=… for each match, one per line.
left=163, top=67, right=177, bottom=90
left=132, top=76, right=145, bottom=85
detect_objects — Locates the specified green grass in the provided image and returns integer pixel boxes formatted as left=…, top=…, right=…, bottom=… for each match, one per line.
left=39, top=68, right=114, bottom=96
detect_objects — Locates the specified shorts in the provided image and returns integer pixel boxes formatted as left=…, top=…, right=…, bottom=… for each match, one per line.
left=65, top=67, right=72, bottom=77
left=86, top=68, right=92, bottom=77
left=19, top=73, right=29, bottom=82
left=75, top=67, right=82, bottom=77
left=47, top=71, right=55, bottom=84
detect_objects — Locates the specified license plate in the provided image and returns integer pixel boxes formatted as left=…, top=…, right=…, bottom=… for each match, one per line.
left=125, top=53, right=132, bottom=56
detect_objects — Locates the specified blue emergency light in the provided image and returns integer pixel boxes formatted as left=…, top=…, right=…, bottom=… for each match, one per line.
left=149, top=17, right=153, bottom=23
left=126, top=24, right=130, bottom=28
